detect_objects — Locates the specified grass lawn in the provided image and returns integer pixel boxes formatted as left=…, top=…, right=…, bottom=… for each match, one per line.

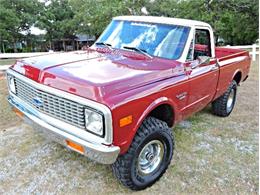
left=0, top=59, right=17, bottom=65
left=0, top=57, right=258, bottom=194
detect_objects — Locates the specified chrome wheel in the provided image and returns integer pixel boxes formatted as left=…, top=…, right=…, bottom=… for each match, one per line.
left=227, top=88, right=235, bottom=112
left=137, top=140, right=164, bottom=175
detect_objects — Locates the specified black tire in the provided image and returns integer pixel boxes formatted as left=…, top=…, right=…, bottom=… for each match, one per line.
left=212, top=80, right=237, bottom=117
left=112, top=117, right=174, bottom=190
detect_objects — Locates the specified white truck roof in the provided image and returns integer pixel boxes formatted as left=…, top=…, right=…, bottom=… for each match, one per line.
left=114, top=16, right=211, bottom=28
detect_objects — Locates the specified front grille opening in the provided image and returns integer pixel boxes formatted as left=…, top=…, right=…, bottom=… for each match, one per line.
left=14, top=77, right=86, bottom=129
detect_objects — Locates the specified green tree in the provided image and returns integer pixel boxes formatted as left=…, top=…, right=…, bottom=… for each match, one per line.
left=70, top=0, right=258, bottom=45
left=0, top=0, right=42, bottom=52
left=147, top=0, right=258, bottom=45
left=0, top=0, right=258, bottom=51
left=37, top=0, right=77, bottom=50
left=70, top=0, right=126, bottom=37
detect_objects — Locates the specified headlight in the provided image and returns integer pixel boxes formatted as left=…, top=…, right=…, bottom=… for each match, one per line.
left=7, top=76, right=16, bottom=94
left=85, top=108, right=104, bottom=136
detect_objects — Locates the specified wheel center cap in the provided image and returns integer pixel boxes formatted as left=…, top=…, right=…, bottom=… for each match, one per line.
left=146, top=152, right=155, bottom=162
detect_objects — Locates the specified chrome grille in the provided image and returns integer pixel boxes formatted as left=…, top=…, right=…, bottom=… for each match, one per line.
left=14, top=77, right=85, bottom=129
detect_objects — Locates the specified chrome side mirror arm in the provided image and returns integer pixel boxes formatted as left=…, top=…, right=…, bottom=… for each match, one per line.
left=190, top=56, right=211, bottom=69
left=190, top=59, right=200, bottom=69
left=197, top=56, right=211, bottom=65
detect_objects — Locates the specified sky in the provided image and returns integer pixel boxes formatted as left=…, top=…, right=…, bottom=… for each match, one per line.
left=20, top=26, right=46, bottom=35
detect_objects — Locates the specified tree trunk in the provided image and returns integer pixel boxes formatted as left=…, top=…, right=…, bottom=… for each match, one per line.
left=1, top=43, right=4, bottom=53
left=76, top=41, right=79, bottom=50
left=13, top=40, right=17, bottom=52
left=63, top=40, right=66, bottom=51
left=0, top=43, right=5, bottom=53
left=72, top=40, right=75, bottom=51
left=49, top=41, right=52, bottom=51
left=215, top=34, right=219, bottom=45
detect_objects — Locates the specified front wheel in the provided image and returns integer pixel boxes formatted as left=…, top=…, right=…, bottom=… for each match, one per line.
left=112, top=117, right=174, bottom=190
left=212, top=80, right=237, bottom=117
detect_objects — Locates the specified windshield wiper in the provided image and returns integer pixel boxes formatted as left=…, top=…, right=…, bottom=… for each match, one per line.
left=123, top=46, right=153, bottom=59
left=95, top=42, right=113, bottom=50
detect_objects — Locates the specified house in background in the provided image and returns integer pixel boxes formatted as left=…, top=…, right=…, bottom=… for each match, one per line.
left=52, top=34, right=95, bottom=51
left=1, top=26, right=96, bottom=53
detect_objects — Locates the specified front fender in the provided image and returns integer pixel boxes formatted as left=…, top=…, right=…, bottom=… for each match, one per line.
left=115, top=96, right=179, bottom=154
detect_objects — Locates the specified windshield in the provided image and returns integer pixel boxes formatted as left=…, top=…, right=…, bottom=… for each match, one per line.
left=96, top=20, right=190, bottom=60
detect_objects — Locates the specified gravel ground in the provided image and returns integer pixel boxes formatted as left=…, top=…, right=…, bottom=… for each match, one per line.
left=0, top=58, right=258, bottom=194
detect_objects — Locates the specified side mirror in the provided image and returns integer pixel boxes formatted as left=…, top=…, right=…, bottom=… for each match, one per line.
left=190, top=60, right=200, bottom=69
left=190, top=56, right=210, bottom=69
left=197, top=56, right=210, bottom=65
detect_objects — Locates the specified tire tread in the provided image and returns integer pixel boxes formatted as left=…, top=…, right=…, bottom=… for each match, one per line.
left=112, top=117, right=174, bottom=190
left=212, top=80, right=237, bottom=117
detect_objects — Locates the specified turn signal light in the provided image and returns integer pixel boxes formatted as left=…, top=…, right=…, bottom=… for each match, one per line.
left=66, top=140, right=85, bottom=154
left=119, top=115, right=133, bottom=127
left=13, top=108, right=24, bottom=118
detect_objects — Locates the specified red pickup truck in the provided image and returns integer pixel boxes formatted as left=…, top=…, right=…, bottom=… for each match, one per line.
left=7, top=16, right=251, bottom=190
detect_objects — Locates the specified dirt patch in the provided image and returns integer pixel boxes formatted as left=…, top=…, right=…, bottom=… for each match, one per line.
left=0, top=73, right=5, bottom=80
left=0, top=78, right=21, bottom=130
left=0, top=59, right=258, bottom=194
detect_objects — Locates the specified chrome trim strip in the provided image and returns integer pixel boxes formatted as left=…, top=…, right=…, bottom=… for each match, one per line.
left=8, top=95, right=120, bottom=164
left=6, top=69, right=113, bottom=145
left=189, top=64, right=217, bottom=78
left=218, top=56, right=247, bottom=67
left=181, top=94, right=210, bottom=111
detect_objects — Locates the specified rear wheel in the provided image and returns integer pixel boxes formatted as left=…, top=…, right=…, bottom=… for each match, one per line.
left=212, top=80, right=237, bottom=117
left=112, top=117, right=174, bottom=190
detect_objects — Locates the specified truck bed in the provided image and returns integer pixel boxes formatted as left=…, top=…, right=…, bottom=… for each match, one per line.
left=213, top=46, right=251, bottom=102
left=215, top=47, right=248, bottom=60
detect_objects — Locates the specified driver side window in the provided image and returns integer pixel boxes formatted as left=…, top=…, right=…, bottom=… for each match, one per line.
left=187, top=28, right=211, bottom=61
left=194, top=29, right=211, bottom=59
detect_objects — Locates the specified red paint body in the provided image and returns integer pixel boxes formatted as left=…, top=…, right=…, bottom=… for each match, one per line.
left=11, top=45, right=251, bottom=154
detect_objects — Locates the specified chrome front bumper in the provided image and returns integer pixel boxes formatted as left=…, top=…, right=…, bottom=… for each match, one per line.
left=8, top=95, right=120, bottom=164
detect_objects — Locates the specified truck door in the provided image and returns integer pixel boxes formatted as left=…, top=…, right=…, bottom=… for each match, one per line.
left=184, top=27, right=219, bottom=116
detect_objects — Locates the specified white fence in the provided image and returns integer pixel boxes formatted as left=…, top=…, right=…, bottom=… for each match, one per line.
left=0, top=52, right=55, bottom=59
left=225, top=44, right=259, bottom=61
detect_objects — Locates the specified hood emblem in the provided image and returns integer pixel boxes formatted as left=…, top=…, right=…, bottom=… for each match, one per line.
left=32, top=97, right=44, bottom=107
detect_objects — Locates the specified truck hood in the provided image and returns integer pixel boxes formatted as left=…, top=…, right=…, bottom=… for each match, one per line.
left=11, top=50, right=184, bottom=105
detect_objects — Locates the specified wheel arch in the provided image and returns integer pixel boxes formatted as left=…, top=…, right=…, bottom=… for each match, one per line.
left=232, top=70, right=242, bottom=85
left=132, top=97, right=177, bottom=137
left=118, top=97, right=178, bottom=155
left=140, top=97, right=176, bottom=126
